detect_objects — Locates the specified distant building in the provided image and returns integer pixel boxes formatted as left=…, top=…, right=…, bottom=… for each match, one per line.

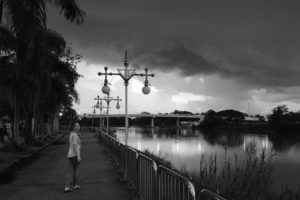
left=244, top=117, right=260, bottom=121
left=244, top=116, right=261, bottom=124
left=141, top=112, right=150, bottom=115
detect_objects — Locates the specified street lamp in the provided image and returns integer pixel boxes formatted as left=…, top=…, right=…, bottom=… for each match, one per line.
left=98, top=50, right=154, bottom=145
left=100, top=94, right=122, bottom=134
left=95, top=95, right=106, bottom=130
left=91, top=106, right=96, bottom=128
left=99, top=100, right=109, bottom=131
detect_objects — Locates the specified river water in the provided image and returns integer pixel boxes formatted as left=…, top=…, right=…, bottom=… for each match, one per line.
left=115, top=126, right=300, bottom=192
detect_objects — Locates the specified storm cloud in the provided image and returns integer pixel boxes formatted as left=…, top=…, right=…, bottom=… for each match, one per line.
left=50, top=0, right=300, bottom=90
left=48, top=0, right=300, bottom=97
left=132, top=47, right=219, bottom=76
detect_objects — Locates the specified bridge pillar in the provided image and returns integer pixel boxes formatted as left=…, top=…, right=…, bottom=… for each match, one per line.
left=176, top=117, right=180, bottom=128
left=151, top=117, right=155, bottom=128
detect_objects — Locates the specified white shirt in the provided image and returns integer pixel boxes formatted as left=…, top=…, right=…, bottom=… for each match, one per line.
left=67, top=132, right=81, bottom=158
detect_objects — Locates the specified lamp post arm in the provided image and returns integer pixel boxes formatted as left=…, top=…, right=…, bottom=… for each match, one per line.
left=94, top=96, right=101, bottom=101
left=135, top=67, right=155, bottom=78
left=108, top=72, right=121, bottom=76
left=112, top=97, right=122, bottom=101
left=134, top=73, right=155, bottom=77
left=98, top=71, right=123, bottom=78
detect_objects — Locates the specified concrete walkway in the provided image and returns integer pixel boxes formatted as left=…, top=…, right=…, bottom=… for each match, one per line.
left=0, top=132, right=132, bottom=200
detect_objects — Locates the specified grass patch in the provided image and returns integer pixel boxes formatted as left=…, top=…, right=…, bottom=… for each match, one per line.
left=142, top=149, right=173, bottom=168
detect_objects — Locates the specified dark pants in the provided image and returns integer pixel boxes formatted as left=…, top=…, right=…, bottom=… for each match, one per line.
left=65, top=156, right=79, bottom=188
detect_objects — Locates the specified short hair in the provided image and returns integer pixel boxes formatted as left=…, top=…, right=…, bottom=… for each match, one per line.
left=72, top=122, right=80, bottom=131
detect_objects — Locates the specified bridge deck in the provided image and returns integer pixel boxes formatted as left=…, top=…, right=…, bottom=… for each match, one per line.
left=0, top=132, right=132, bottom=200
left=86, top=114, right=202, bottom=118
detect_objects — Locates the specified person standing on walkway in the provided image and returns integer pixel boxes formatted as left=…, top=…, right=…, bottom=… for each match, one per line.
left=64, top=122, right=81, bottom=192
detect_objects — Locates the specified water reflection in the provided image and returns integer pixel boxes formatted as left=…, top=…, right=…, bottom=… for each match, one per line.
left=242, top=135, right=271, bottom=151
left=117, top=126, right=300, bottom=152
left=268, top=133, right=300, bottom=152
left=115, top=126, right=300, bottom=191
left=201, top=131, right=244, bottom=148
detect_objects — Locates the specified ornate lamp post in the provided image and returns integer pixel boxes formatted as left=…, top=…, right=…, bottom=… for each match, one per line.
left=100, top=94, right=122, bottom=134
left=100, top=100, right=109, bottom=131
left=95, top=95, right=105, bottom=130
left=91, top=106, right=96, bottom=128
left=98, top=50, right=154, bottom=145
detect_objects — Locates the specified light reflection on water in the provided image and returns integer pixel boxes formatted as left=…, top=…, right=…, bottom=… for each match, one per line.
left=115, top=126, right=300, bottom=191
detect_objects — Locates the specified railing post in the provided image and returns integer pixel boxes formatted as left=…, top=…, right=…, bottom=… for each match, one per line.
left=153, top=162, right=158, bottom=200
left=151, top=117, right=155, bottom=128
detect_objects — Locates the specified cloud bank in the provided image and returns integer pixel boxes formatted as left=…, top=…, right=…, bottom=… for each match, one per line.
left=47, top=0, right=300, bottom=113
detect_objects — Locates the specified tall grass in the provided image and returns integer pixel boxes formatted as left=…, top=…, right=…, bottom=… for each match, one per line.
left=143, top=142, right=300, bottom=199
left=191, top=142, right=300, bottom=200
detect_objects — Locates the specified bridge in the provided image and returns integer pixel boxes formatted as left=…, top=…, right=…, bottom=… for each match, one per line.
left=81, top=114, right=203, bottom=127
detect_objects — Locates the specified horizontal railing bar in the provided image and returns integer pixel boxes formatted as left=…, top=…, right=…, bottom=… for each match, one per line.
left=199, top=189, right=230, bottom=200
left=158, top=165, right=191, bottom=183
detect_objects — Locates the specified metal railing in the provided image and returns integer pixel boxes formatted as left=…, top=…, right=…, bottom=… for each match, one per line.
left=114, top=141, right=126, bottom=172
left=158, top=165, right=195, bottom=200
left=80, top=126, right=95, bottom=132
left=95, top=128, right=230, bottom=200
left=59, top=125, right=72, bottom=131
left=198, top=189, right=230, bottom=200
left=138, top=154, right=157, bottom=200
left=126, top=147, right=139, bottom=189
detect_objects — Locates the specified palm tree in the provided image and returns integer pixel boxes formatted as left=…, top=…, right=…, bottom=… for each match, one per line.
left=37, top=31, right=80, bottom=137
left=0, top=0, right=84, bottom=141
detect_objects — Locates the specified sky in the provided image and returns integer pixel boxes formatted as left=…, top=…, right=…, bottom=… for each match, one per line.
left=48, top=0, right=300, bottom=115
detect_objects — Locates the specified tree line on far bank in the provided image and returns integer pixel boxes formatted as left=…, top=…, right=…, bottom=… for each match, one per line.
left=200, top=105, right=300, bottom=133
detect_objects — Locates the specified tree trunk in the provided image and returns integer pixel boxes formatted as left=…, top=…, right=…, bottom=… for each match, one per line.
left=32, top=95, right=39, bottom=137
left=13, top=80, right=19, bottom=145
left=47, top=115, right=52, bottom=136
left=0, top=0, right=3, bottom=23
left=53, top=114, right=59, bottom=135
left=24, top=116, right=33, bottom=143
left=13, top=95, right=19, bottom=144
left=39, top=115, right=45, bottom=141
left=31, top=118, right=34, bottom=136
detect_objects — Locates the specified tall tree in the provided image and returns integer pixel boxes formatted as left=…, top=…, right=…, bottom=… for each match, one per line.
left=0, top=0, right=84, bottom=141
left=37, top=32, right=81, bottom=136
